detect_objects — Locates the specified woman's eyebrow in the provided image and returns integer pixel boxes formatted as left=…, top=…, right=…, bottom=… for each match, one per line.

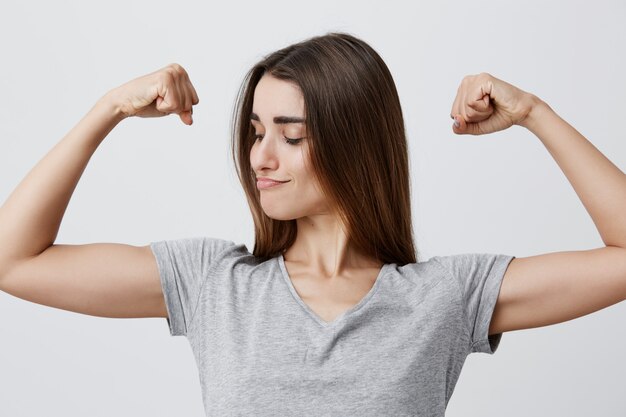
left=250, top=112, right=306, bottom=124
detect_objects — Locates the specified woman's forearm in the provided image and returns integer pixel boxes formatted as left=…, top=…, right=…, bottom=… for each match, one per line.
left=520, top=98, right=626, bottom=248
left=0, top=92, right=127, bottom=273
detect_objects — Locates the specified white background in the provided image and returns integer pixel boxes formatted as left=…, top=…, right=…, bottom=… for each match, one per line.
left=1, top=0, right=625, bottom=415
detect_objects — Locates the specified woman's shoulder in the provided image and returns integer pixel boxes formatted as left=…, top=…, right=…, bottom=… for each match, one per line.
left=388, top=256, right=454, bottom=288
left=150, top=236, right=255, bottom=269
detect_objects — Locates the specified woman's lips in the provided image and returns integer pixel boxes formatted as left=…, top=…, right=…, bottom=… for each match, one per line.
left=257, top=179, right=290, bottom=190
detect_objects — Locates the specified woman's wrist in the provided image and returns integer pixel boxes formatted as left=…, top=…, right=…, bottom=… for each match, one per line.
left=97, top=89, right=130, bottom=124
left=517, top=94, right=552, bottom=132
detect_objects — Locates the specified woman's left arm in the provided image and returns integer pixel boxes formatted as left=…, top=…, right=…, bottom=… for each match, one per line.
left=520, top=99, right=626, bottom=248
left=450, top=73, right=626, bottom=335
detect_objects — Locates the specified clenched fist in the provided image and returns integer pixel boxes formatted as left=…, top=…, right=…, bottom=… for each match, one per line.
left=450, top=72, right=540, bottom=135
left=107, top=63, right=199, bottom=125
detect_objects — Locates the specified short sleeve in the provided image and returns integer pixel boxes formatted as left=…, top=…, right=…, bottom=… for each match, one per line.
left=431, top=253, right=515, bottom=355
left=149, top=236, right=237, bottom=337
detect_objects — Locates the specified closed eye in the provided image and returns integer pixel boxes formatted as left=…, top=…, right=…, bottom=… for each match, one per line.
left=252, top=134, right=304, bottom=145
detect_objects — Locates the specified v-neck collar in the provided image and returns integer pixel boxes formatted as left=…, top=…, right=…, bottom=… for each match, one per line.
left=277, top=253, right=390, bottom=328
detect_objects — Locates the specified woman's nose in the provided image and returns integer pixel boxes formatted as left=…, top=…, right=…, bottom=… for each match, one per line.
left=250, top=134, right=279, bottom=170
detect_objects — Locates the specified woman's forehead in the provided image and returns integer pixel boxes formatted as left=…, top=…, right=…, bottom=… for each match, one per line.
left=252, top=75, right=304, bottom=121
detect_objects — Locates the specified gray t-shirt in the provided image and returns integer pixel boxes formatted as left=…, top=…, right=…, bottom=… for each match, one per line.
left=150, top=237, right=515, bottom=417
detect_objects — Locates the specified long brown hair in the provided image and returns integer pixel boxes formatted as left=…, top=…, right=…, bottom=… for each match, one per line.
left=230, top=32, right=417, bottom=266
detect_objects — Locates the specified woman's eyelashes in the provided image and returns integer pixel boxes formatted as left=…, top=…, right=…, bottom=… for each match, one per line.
left=252, top=133, right=304, bottom=145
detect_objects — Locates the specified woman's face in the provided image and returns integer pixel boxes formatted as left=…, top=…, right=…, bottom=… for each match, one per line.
left=249, top=74, right=329, bottom=221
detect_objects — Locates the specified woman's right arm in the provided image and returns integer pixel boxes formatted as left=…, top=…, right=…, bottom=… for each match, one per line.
left=0, top=63, right=199, bottom=318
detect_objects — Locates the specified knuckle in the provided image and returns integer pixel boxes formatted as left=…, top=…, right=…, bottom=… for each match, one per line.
left=170, top=63, right=187, bottom=77
left=160, top=68, right=176, bottom=82
left=467, top=74, right=481, bottom=83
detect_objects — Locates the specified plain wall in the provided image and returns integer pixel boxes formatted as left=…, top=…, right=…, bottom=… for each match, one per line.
left=0, top=0, right=624, bottom=415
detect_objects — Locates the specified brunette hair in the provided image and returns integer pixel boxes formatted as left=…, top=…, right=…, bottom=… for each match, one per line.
left=230, top=32, right=417, bottom=266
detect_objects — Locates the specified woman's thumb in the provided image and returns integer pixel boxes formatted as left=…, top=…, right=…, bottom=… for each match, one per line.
left=468, top=95, right=491, bottom=111
left=156, top=96, right=172, bottom=113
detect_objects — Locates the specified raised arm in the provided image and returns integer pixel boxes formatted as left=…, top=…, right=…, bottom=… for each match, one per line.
left=450, top=73, right=626, bottom=335
left=0, top=63, right=199, bottom=318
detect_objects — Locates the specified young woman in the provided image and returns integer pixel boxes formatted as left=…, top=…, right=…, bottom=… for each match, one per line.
left=1, top=32, right=624, bottom=416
